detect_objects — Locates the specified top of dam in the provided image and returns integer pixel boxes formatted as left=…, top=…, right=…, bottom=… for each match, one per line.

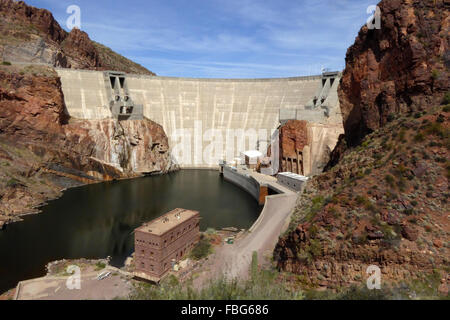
left=54, top=67, right=340, bottom=82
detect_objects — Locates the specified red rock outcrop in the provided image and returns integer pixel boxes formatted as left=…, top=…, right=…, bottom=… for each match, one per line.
left=271, top=120, right=344, bottom=176
left=0, top=0, right=66, bottom=43
left=339, top=0, right=449, bottom=147
left=0, top=0, right=154, bottom=75
left=280, top=120, right=309, bottom=159
left=60, top=28, right=101, bottom=69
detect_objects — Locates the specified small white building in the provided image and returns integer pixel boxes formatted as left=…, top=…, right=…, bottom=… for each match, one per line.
left=240, top=150, right=263, bottom=169
left=277, top=172, right=308, bottom=191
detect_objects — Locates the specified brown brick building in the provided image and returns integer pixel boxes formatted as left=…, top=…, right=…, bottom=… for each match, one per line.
left=134, top=208, right=200, bottom=281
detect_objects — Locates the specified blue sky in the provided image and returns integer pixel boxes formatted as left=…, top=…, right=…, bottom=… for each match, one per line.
left=27, top=0, right=376, bottom=78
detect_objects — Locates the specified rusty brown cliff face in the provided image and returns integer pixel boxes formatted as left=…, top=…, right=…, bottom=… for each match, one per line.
left=274, top=0, right=449, bottom=291
left=339, top=0, right=449, bottom=147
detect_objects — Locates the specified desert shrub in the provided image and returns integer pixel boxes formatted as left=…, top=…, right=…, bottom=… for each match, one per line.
left=337, top=285, right=391, bottom=300
left=129, top=270, right=304, bottom=300
left=414, top=133, right=425, bottom=142
left=308, top=239, right=322, bottom=257
left=387, top=114, right=396, bottom=122
left=1, top=61, right=11, bottom=65
left=6, top=178, right=20, bottom=187
left=442, top=92, right=450, bottom=105
left=385, top=174, right=395, bottom=188
left=431, top=69, right=440, bottom=80
left=424, top=122, right=445, bottom=137
left=309, top=225, right=319, bottom=238
left=95, top=261, right=106, bottom=270
left=355, top=195, right=369, bottom=205
left=190, top=236, right=212, bottom=260
left=304, top=195, right=325, bottom=222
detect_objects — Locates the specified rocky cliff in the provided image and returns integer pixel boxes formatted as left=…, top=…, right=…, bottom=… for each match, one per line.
left=0, top=64, right=173, bottom=227
left=276, top=120, right=343, bottom=176
left=339, top=0, right=449, bottom=148
left=274, top=0, right=449, bottom=294
left=0, top=0, right=154, bottom=75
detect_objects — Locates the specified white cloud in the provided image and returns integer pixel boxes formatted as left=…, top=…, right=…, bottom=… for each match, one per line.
left=29, top=0, right=374, bottom=77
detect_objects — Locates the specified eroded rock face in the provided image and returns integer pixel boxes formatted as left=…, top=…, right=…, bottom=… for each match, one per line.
left=0, top=0, right=66, bottom=43
left=280, top=120, right=309, bottom=159
left=0, top=0, right=154, bottom=75
left=276, top=120, right=344, bottom=176
left=339, top=0, right=449, bottom=147
left=60, top=28, right=101, bottom=70
left=0, top=66, right=174, bottom=225
left=65, top=118, right=172, bottom=176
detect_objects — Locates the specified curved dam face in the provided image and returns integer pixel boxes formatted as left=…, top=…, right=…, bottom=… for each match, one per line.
left=56, top=69, right=343, bottom=170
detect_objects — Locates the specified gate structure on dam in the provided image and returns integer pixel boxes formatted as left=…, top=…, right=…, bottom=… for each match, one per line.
left=56, top=68, right=343, bottom=169
left=106, top=71, right=143, bottom=120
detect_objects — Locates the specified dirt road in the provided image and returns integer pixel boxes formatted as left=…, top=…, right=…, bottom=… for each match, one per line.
left=194, top=189, right=298, bottom=287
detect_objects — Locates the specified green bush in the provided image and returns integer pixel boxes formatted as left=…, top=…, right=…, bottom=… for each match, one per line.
left=129, top=270, right=304, bottom=300
left=190, top=236, right=212, bottom=260
left=387, top=114, right=396, bottom=122
left=431, top=69, right=440, bottom=80
left=442, top=92, right=450, bottom=105
left=424, top=122, right=444, bottom=137
left=95, top=261, right=106, bottom=270
left=384, top=174, right=395, bottom=187
left=6, top=178, right=20, bottom=187
left=308, top=239, right=322, bottom=257
left=414, top=133, right=425, bottom=142
left=1, top=61, right=11, bottom=66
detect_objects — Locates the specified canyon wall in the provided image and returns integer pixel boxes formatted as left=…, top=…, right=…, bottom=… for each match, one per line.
left=274, top=0, right=449, bottom=291
left=338, top=0, right=449, bottom=148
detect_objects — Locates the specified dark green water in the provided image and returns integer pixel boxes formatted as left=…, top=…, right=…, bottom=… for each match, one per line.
left=0, top=170, right=261, bottom=293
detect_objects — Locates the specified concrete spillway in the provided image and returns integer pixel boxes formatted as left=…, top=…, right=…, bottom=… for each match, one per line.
left=56, top=69, right=343, bottom=168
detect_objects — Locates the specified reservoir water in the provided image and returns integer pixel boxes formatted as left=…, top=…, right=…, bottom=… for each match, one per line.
left=0, top=170, right=261, bottom=293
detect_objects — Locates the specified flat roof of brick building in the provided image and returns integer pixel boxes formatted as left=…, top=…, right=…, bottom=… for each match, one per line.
left=135, top=208, right=200, bottom=236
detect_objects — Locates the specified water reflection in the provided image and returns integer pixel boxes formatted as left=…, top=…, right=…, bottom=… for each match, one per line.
left=0, top=170, right=261, bottom=292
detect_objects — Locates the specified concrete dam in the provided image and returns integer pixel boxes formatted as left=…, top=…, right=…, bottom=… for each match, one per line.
left=56, top=69, right=344, bottom=171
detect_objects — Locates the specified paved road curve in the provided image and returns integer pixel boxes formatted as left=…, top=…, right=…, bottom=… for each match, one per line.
left=194, top=173, right=299, bottom=287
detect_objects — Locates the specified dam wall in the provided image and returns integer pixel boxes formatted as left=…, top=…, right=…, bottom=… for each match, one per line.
left=56, top=69, right=343, bottom=168
left=222, top=166, right=261, bottom=203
